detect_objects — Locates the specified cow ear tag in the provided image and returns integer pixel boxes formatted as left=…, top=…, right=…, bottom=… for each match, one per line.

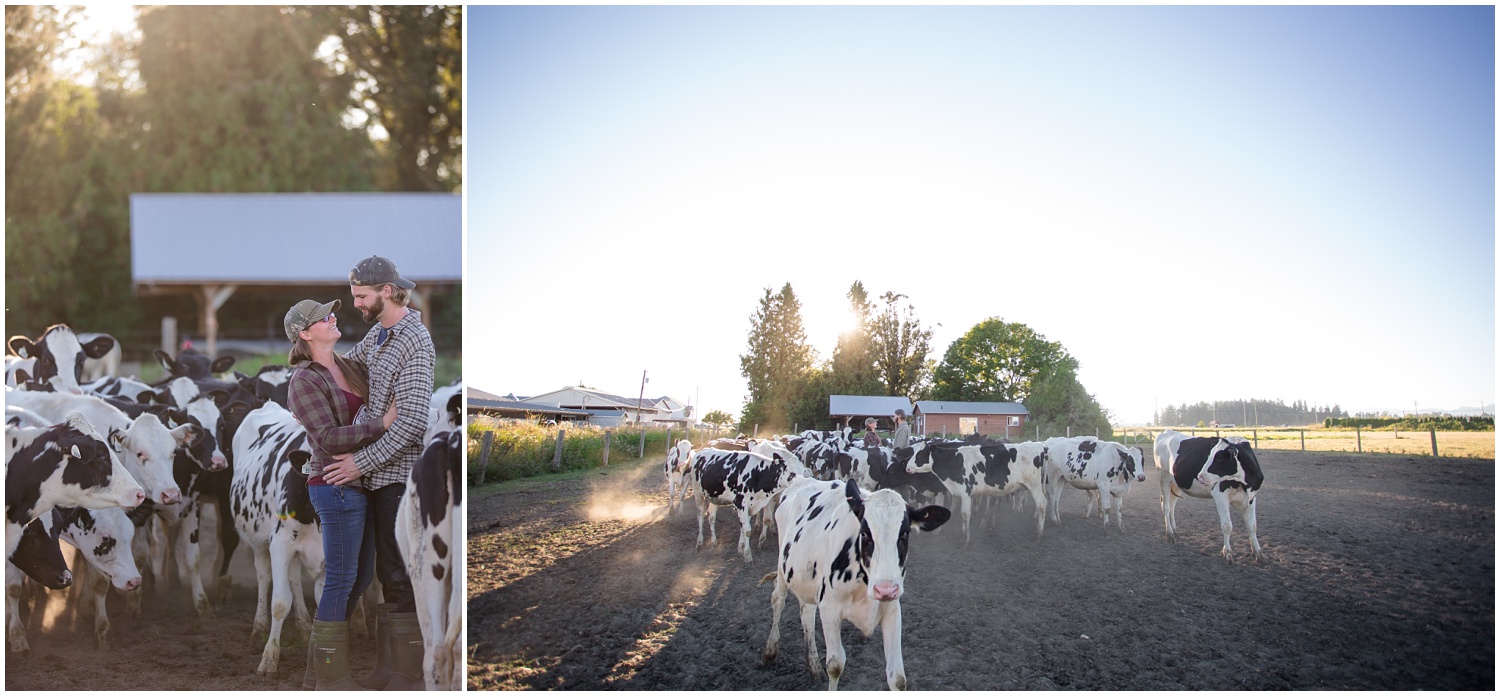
left=71, top=444, right=82, bottom=458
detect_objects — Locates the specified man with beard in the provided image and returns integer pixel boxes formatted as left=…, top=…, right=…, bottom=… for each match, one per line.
left=320, top=254, right=436, bottom=689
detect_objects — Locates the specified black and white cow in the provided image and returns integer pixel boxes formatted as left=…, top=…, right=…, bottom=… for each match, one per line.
left=395, top=388, right=464, bottom=691
left=234, top=365, right=293, bottom=409
left=5, top=510, right=75, bottom=654
left=1155, top=430, right=1265, bottom=562
left=229, top=401, right=322, bottom=676
left=761, top=478, right=950, bottom=690
left=6, top=325, right=116, bottom=394
left=663, top=439, right=695, bottom=513
left=59, top=506, right=143, bottom=648
left=5, top=412, right=146, bottom=559
left=82, top=375, right=160, bottom=405
left=902, top=439, right=1049, bottom=541
left=1043, top=437, right=1146, bottom=530
left=76, top=332, right=122, bottom=382
left=689, top=448, right=801, bottom=561
left=7, top=390, right=192, bottom=507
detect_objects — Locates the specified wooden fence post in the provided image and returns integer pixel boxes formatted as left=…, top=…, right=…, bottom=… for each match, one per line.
left=1430, top=426, right=1438, bottom=457
left=603, top=429, right=612, bottom=467
left=1253, top=430, right=1257, bottom=449
left=638, top=427, right=646, bottom=458
left=1300, top=430, right=1305, bottom=451
left=553, top=428, right=565, bottom=470
left=1356, top=426, right=1362, bottom=453
left=475, top=430, right=494, bottom=485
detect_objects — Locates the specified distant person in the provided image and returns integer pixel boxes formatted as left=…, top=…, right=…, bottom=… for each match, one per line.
left=892, top=409, right=911, bottom=449
left=283, top=298, right=396, bottom=689
left=863, top=417, right=881, bottom=448
left=321, top=255, right=436, bottom=688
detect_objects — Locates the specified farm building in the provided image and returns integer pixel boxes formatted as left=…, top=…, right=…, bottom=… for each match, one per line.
left=508, top=386, right=693, bottom=427
left=130, top=192, right=461, bottom=358
left=913, top=400, right=1030, bottom=439
left=829, top=395, right=915, bottom=429
left=467, top=388, right=585, bottom=424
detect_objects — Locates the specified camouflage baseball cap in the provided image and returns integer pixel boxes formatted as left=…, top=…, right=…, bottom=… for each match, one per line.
left=284, top=299, right=340, bottom=342
left=349, top=255, right=416, bottom=289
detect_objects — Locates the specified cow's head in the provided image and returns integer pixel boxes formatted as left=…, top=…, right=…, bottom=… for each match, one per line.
left=172, top=393, right=229, bottom=472
left=8, top=325, right=108, bottom=394
left=665, top=439, right=693, bottom=474
left=154, top=348, right=236, bottom=381
left=63, top=508, right=142, bottom=591
left=1195, top=439, right=1247, bottom=490
left=903, top=440, right=934, bottom=474
left=116, top=414, right=184, bottom=505
left=51, top=412, right=147, bottom=512
left=12, top=517, right=73, bottom=590
left=1126, top=446, right=1146, bottom=482
left=843, top=478, right=949, bottom=602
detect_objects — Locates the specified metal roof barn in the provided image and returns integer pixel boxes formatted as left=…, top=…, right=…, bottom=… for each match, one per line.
left=130, top=192, right=461, bottom=356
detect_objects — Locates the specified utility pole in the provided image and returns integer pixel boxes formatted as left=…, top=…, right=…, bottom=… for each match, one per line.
left=637, top=370, right=648, bottom=424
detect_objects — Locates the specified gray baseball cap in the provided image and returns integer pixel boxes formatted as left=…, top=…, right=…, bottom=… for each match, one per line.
left=349, top=255, right=416, bottom=289
left=284, top=299, right=340, bottom=341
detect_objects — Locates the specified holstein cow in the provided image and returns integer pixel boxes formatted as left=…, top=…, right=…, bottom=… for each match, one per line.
left=394, top=389, right=464, bottom=691
left=76, top=332, right=122, bottom=382
left=82, top=376, right=160, bottom=405
left=663, top=439, right=694, bottom=513
left=6, top=324, right=116, bottom=393
left=230, top=401, right=323, bottom=676
left=5, top=413, right=145, bottom=559
left=902, top=439, right=1049, bottom=542
left=5, top=510, right=76, bottom=654
left=1155, top=430, right=1265, bottom=562
left=689, top=448, right=800, bottom=562
left=760, top=478, right=951, bottom=691
left=59, top=506, right=144, bottom=648
left=1043, top=437, right=1146, bottom=530
left=7, top=389, right=191, bottom=507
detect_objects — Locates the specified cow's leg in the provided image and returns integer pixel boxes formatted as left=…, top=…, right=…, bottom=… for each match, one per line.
left=959, top=494, right=973, bottom=544
left=762, top=573, right=787, bottom=663
left=180, top=502, right=213, bottom=619
left=667, top=472, right=678, bottom=513
left=799, top=600, right=821, bottom=679
left=1211, top=490, right=1235, bottom=563
left=1239, top=495, right=1263, bottom=561
left=250, top=543, right=272, bottom=641
left=1047, top=477, right=1064, bottom=523
left=90, top=570, right=112, bottom=650
left=820, top=603, right=847, bottom=690
left=1028, top=483, right=1048, bottom=539
left=736, top=507, right=754, bottom=562
left=5, top=564, right=30, bottom=655
left=695, top=497, right=708, bottom=550
left=707, top=502, right=720, bottom=547
left=880, top=601, right=907, bottom=691
left=149, top=515, right=171, bottom=595
left=256, top=540, right=294, bottom=676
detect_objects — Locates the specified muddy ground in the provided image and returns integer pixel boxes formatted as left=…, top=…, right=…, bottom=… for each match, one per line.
left=468, top=449, right=1494, bottom=690
left=4, top=515, right=380, bottom=690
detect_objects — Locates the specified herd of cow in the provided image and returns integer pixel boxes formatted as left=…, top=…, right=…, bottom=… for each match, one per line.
left=663, top=425, right=1266, bottom=690
left=3, top=323, right=463, bottom=691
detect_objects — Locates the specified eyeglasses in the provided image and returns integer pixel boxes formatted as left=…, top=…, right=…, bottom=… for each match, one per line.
left=321, top=314, right=337, bottom=324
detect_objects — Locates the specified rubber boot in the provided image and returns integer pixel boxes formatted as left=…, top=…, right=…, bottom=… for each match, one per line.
left=302, top=636, right=317, bottom=690
left=312, top=620, right=370, bottom=691
left=382, top=612, right=426, bottom=690
left=355, top=603, right=396, bottom=689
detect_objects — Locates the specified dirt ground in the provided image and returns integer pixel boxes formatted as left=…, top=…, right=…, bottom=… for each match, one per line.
left=4, top=515, right=380, bottom=690
left=468, top=448, right=1495, bottom=690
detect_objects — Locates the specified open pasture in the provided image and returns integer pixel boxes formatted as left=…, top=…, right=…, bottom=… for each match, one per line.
left=468, top=447, right=1494, bottom=690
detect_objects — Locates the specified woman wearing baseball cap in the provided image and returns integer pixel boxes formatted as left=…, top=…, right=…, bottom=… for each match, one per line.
left=283, top=298, right=396, bottom=689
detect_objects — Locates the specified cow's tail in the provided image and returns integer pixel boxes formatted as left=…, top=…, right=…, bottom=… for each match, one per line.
left=758, top=572, right=777, bottom=586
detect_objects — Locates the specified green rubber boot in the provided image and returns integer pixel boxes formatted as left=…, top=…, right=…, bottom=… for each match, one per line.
left=302, top=635, right=317, bottom=690
left=382, top=612, right=426, bottom=690
left=355, top=603, right=396, bottom=689
left=312, top=620, right=370, bottom=691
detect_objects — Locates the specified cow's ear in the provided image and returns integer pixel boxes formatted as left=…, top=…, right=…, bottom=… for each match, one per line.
left=8, top=336, right=35, bottom=358
left=136, top=390, right=156, bottom=405
left=154, top=349, right=176, bottom=374
left=80, top=335, right=115, bottom=359
left=164, top=409, right=188, bottom=427
left=107, top=428, right=127, bottom=453
left=210, top=355, right=236, bottom=374
left=171, top=423, right=200, bottom=446
left=844, top=477, right=865, bottom=518
left=206, top=389, right=230, bottom=408
left=908, top=505, right=952, bottom=532
left=288, top=450, right=313, bottom=476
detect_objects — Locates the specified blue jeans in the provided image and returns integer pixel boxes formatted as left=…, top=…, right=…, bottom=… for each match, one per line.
left=308, top=483, right=373, bottom=622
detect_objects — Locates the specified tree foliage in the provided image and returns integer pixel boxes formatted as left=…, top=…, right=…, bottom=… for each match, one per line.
left=931, top=318, right=1075, bottom=403
left=825, top=281, right=882, bottom=397
left=1158, top=399, right=1347, bottom=427
left=739, top=283, right=815, bottom=432
left=868, top=291, right=934, bottom=401
left=702, top=410, right=735, bottom=427
left=1024, top=364, right=1112, bottom=438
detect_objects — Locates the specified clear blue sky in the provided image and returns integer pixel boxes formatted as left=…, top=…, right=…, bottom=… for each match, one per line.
left=467, top=6, right=1495, bottom=425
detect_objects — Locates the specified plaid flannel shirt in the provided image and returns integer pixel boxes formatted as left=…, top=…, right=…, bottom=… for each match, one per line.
left=286, top=361, right=386, bottom=482
left=345, top=308, right=436, bottom=489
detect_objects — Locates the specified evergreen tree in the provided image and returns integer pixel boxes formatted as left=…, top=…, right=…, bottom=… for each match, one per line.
left=739, top=283, right=815, bottom=432
left=826, top=280, right=882, bottom=396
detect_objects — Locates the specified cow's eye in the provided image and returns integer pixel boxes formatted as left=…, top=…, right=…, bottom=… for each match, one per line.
left=137, top=451, right=147, bottom=461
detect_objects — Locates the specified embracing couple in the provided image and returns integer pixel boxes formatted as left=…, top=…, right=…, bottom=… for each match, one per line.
left=281, top=255, right=436, bottom=690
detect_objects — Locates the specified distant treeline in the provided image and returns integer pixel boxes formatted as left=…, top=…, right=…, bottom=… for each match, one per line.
left=1324, top=416, right=1493, bottom=431
left=1158, top=399, right=1347, bottom=427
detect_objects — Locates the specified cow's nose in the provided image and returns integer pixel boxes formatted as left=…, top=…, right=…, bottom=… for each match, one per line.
left=211, top=454, right=227, bottom=471
left=131, top=490, right=146, bottom=507
left=161, top=488, right=181, bottom=505
left=872, top=581, right=901, bottom=602
left=124, top=577, right=141, bottom=591
left=61, top=570, right=73, bottom=586
left=905, top=466, right=916, bottom=475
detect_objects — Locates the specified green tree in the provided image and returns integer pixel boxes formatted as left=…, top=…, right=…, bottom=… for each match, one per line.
left=739, top=283, right=815, bottom=432
left=869, top=291, right=933, bottom=401
left=702, top=410, right=735, bottom=427
left=1024, top=364, right=1112, bottom=439
left=826, top=280, right=883, bottom=397
left=931, top=318, right=1075, bottom=403
left=316, top=6, right=462, bottom=191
